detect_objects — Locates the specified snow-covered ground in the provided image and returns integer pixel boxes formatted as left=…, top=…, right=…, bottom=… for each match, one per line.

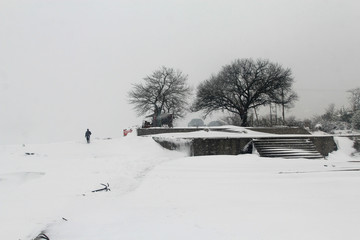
left=1, top=131, right=360, bottom=240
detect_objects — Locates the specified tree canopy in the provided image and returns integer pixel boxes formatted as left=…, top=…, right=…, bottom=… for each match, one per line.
left=128, top=66, right=192, bottom=120
left=348, top=87, right=360, bottom=112
left=192, top=58, right=297, bottom=126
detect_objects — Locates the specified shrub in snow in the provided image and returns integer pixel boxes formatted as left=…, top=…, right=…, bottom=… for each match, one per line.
left=313, top=122, right=335, bottom=133
left=221, top=114, right=242, bottom=126
left=311, top=119, right=352, bottom=134
left=285, top=116, right=304, bottom=128
left=207, top=120, right=225, bottom=127
left=314, top=123, right=322, bottom=130
left=352, top=110, right=360, bottom=130
left=188, top=118, right=205, bottom=127
left=347, top=136, right=360, bottom=156
left=353, top=138, right=360, bottom=152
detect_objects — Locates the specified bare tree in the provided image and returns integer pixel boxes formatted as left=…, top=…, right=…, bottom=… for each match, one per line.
left=128, top=66, right=192, bottom=120
left=348, top=87, right=360, bottom=112
left=270, top=85, right=298, bottom=124
left=322, top=103, right=337, bottom=121
left=192, top=58, right=296, bottom=127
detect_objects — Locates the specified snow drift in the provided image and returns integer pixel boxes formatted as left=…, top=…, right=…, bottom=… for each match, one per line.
left=1, top=133, right=360, bottom=240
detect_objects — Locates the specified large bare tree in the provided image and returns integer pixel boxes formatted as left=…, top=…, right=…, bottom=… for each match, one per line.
left=192, top=58, right=297, bottom=126
left=348, top=87, right=360, bottom=112
left=128, top=66, right=192, bottom=120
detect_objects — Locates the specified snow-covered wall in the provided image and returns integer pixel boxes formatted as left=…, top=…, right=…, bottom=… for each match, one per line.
left=138, top=126, right=310, bottom=136
left=308, top=136, right=338, bottom=156
left=153, top=136, right=337, bottom=157
left=137, top=127, right=208, bottom=136
left=247, top=127, right=311, bottom=135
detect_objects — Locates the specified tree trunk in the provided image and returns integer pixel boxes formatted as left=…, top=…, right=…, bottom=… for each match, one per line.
left=254, top=107, right=259, bottom=126
left=282, top=103, right=286, bottom=125
left=240, top=111, right=248, bottom=127
left=269, top=103, right=272, bottom=126
left=281, top=88, right=285, bottom=124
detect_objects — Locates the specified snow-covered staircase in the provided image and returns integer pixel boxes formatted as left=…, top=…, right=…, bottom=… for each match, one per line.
left=253, top=138, right=324, bottom=159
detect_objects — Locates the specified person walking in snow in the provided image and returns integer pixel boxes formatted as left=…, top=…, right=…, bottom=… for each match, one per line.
left=85, top=129, right=92, bottom=144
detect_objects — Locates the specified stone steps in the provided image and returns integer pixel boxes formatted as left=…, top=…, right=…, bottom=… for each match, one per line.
left=253, top=138, right=324, bottom=159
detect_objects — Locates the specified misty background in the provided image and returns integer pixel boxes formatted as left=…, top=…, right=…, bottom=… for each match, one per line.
left=1, top=0, right=359, bottom=144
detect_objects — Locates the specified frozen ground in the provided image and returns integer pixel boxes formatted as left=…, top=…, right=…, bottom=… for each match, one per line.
left=1, top=131, right=360, bottom=240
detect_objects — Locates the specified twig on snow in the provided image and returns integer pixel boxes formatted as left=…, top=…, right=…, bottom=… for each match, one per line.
left=92, top=183, right=111, bottom=192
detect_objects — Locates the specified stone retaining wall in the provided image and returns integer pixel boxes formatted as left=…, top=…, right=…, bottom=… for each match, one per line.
left=191, top=138, right=253, bottom=156
left=144, top=127, right=338, bottom=157
left=308, top=136, right=338, bottom=157
left=153, top=136, right=337, bottom=157
left=137, top=127, right=206, bottom=136
left=247, top=127, right=311, bottom=135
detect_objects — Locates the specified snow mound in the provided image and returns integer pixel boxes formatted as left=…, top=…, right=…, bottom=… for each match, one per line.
left=1, top=135, right=360, bottom=240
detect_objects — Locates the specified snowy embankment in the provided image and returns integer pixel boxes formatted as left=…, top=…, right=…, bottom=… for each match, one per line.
left=0, top=135, right=186, bottom=240
left=1, top=134, right=360, bottom=240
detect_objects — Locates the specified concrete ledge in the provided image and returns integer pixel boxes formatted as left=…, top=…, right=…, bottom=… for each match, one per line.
left=137, top=127, right=207, bottom=136
left=153, top=135, right=337, bottom=157
left=247, top=127, right=311, bottom=135
left=144, top=126, right=337, bottom=157
left=137, top=126, right=310, bottom=136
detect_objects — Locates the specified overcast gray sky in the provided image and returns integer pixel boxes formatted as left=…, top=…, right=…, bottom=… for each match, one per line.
left=1, top=0, right=359, bottom=144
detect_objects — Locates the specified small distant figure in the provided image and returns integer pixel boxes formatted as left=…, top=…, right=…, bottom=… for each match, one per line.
left=85, top=129, right=92, bottom=143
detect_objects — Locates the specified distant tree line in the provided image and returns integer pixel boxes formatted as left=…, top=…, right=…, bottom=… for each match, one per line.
left=284, top=87, right=360, bottom=133
left=128, top=58, right=298, bottom=127
left=313, top=88, right=360, bottom=132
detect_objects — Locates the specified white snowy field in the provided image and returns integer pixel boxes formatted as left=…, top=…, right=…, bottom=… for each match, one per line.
left=1, top=132, right=360, bottom=240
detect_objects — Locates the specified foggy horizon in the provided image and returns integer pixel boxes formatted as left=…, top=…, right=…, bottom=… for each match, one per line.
left=1, top=0, right=359, bottom=144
